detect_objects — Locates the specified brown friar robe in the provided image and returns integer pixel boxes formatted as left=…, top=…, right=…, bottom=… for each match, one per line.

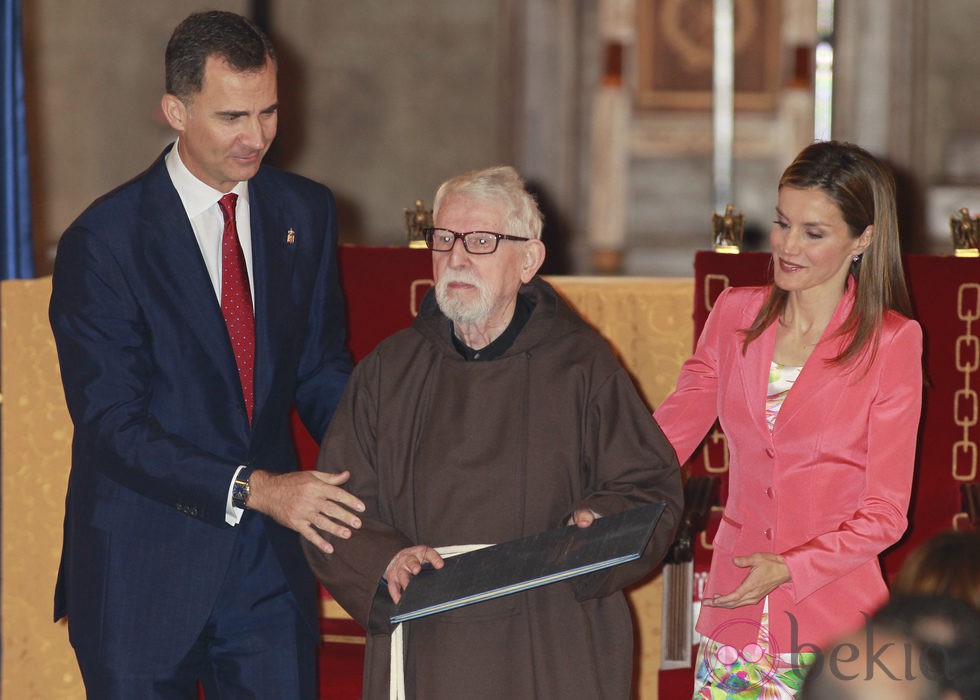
left=304, top=277, right=682, bottom=699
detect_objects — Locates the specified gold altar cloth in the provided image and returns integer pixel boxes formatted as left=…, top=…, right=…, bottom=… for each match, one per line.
left=1, top=274, right=694, bottom=699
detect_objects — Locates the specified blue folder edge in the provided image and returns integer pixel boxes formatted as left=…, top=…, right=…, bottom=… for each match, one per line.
left=390, top=501, right=667, bottom=624
left=390, top=554, right=641, bottom=623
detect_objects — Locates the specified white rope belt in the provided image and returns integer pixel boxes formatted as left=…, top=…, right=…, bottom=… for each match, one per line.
left=390, top=544, right=492, bottom=700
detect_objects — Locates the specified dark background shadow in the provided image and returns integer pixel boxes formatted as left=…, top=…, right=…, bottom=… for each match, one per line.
left=526, top=180, right=573, bottom=275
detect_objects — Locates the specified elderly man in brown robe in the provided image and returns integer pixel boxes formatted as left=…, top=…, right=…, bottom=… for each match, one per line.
left=303, top=165, right=682, bottom=699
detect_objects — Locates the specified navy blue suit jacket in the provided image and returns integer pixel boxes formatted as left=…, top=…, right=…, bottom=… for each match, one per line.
left=49, top=146, right=352, bottom=671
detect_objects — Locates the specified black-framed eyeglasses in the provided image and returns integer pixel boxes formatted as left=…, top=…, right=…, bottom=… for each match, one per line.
left=422, top=227, right=529, bottom=255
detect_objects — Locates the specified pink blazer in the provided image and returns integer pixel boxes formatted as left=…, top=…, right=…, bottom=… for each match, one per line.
left=654, top=282, right=922, bottom=651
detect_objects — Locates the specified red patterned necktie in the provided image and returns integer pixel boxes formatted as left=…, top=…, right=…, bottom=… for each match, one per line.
left=218, top=193, right=255, bottom=423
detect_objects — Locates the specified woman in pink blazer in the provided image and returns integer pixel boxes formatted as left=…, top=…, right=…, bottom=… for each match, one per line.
left=655, top=141, right=923, bottom=698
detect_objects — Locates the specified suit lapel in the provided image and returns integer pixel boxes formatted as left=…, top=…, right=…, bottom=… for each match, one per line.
left=137, top=153, right=246, bottom=414
left=137, top=157, right=304, bottom=429
left=248, top=175, right=299, bottom=423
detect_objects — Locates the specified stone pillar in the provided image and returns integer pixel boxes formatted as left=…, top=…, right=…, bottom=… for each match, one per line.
left=586, top=0, right=634, bottom=274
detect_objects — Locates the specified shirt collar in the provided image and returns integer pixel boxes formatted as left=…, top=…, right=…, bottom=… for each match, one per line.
left=165, top=140, right=250, bottom=218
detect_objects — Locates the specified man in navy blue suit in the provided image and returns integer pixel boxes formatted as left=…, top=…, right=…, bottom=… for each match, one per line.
left=49, top=11, right=364, bottom=698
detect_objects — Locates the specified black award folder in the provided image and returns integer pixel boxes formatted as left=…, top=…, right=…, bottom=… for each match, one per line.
left=390, top=500, right=667, bottom=624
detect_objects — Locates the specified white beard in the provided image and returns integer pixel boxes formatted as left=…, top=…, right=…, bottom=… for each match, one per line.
left=434, top=269, right=495, bottom=326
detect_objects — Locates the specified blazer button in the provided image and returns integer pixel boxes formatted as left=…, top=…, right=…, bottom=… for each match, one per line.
left=765, top=447, right=775, bottom=458
left=766, top=487, right=774, bottom=499
left=764, top=528, right=773, bottom=540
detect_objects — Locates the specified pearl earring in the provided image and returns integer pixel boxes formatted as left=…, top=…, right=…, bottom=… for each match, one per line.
left=852, top=254, right=861, bottom=262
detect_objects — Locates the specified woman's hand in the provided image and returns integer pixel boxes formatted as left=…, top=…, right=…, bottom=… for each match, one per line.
left=701, top=552, right=790, bottom=608
left=384, top=545, right=444, bottom=604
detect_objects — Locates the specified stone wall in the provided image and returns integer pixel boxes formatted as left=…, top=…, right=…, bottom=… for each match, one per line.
left=21, top=1, right=980, bottom=276
left=22, top=1, right=504, bottom=273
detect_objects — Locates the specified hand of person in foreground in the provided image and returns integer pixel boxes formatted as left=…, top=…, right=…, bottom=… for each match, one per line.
left=701, top=552, right=790, bottom=608
left=247, top=469, right=365, bottom=553
left=384, top=545, right=445, bottom=604
left=568, top=508, right=602, bottom=528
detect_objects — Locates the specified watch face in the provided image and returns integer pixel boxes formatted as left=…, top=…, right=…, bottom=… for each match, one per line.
left=233, top=478, right=250, bottom=508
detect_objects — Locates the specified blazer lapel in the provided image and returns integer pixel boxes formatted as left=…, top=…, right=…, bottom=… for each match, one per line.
left=740, top=307, right=778, bottom=442
left=772, top=281, right=857, bottom=434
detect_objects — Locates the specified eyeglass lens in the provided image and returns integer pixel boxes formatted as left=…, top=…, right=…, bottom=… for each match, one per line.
left=427, top=229, right=500, bottom=254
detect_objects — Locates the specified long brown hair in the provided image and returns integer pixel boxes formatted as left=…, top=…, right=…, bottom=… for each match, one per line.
left=741, top=141, right=914, bottom=367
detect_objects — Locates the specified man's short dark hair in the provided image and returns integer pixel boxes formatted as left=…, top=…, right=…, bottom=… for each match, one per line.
left=165, top=10, right=276, bottom=101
